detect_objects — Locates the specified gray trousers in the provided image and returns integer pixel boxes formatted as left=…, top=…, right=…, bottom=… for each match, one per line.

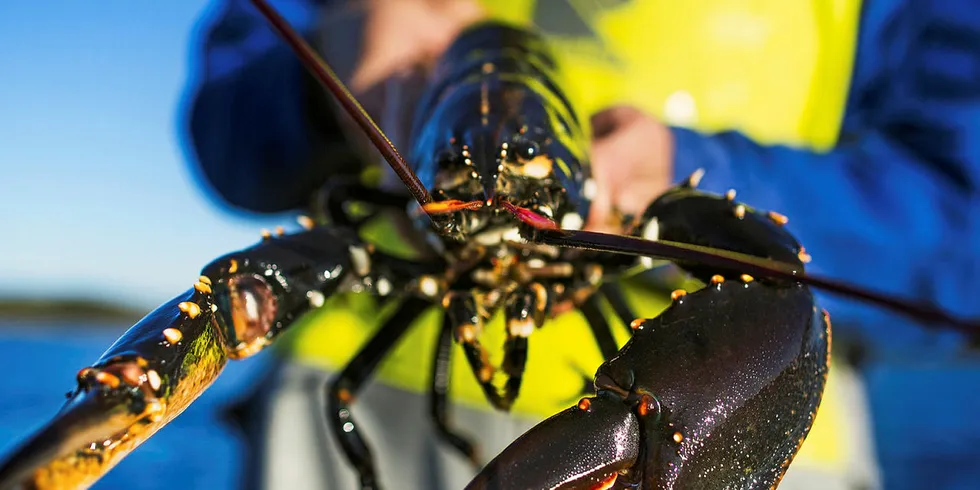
left=251, top=360, right=881, bottom=490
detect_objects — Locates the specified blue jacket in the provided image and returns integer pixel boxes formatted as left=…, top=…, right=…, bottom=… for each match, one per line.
left=183, top=1, right=980, bottom=488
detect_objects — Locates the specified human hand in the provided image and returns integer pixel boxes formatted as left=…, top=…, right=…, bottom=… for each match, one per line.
left=585, top=106, right=675, bottom=233
left=350, top=0, right=486, bottom=93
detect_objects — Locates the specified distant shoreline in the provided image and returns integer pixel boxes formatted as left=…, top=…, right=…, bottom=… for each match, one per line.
left=0, top=298, right=146, bottom=325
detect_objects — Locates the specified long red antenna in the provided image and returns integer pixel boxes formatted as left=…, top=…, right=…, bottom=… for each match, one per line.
left=250, top=0, right=433, bottom=207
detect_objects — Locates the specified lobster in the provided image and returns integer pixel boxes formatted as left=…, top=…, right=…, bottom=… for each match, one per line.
left=1, top=1, right=976, bottom=489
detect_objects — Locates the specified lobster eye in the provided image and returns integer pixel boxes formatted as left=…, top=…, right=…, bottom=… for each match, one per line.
left=513, top=139, right=540, bottom=160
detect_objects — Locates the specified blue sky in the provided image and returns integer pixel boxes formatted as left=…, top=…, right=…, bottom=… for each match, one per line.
left=0, top=1, right=293, bottom=308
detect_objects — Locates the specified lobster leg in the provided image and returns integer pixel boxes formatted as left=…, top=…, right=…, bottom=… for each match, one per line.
left=327, top=297, right=432, bottom=490
left=428, top=311, right=480, bottom=466
left=600, top=282, right=639, bottom=336
left=446, top=282, right=553, bottom=412
left=581, top=294, right=619, bottom=361
left=498, top=283, right=550, bottom=408
left=444, top=292, right=504, bottom=408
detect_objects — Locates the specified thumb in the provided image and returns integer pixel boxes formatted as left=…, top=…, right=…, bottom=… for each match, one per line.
left=584, top=138, right=617, bottom=233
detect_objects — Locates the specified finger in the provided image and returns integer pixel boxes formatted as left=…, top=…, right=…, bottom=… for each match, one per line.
left=591, top=105, right=646, bottom=140
left=585, top=137, right=619, bottom=233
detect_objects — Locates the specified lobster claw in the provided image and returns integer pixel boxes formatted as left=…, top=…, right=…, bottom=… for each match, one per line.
left=465, top=395, right=639, bottom=490
left=0, top=289, right=229, bottom=490
left=0, top=377, right=151, bottom=488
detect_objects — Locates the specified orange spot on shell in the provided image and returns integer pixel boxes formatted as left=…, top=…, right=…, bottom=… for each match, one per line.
left=592, top=473, right=618, bottom=490
left=297, top=215, right=315, bottom=230
left=478, top=366, right=494, bottom=382
left=630, top=319, right=643, bottom=330
left=95, top=371, right=121, bottom=389
left=578, top=398, right=592, bottom=411
left=178, top=301, right=201, bottom=319
left=740, top=274, right=755, bottom=283
left=710, top=274, right=725, bottom=284
left=228, top=259, right=239, bottom=274
left=798, top=247, right=812, bottom=263
left=163, top=328, right=183, bottom=344
left=637, top=394, right=656, bottom=417
left=338, top=388, right=353, bottom=403
left=671, top=289, right=687, bottom=301
left=673, top=431, right=684, bottom=443
left=768, top=210, right=789, bottom=225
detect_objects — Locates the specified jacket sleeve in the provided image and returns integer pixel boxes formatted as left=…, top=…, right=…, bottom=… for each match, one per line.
left=183, top=0, right=363, bottom=213
left=668, top=2, right=980, bottom=350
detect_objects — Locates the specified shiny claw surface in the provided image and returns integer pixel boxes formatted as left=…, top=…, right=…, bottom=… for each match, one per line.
left=0, top=289, right=226, bottom=489
left=0, top=225, right=382, bottom=489
left=468, top=278, right=830, bottom=489
left=465, top=395, right=639, bottom=490
left=468, top=189, right=832, bottom=489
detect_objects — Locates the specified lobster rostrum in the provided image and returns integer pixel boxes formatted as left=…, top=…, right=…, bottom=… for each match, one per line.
left=2, top=2, right=977, bottom=489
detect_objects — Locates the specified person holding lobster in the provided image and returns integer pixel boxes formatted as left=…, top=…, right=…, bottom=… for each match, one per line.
left=184, top=1, right=980, bottom=489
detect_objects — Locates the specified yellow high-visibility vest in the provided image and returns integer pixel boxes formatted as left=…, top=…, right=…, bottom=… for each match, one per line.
left=283, top=0, right=863, bottom=476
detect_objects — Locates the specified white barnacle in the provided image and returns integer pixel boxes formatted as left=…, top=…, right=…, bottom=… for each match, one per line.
left=162, top=327, right=183, bottom=344
left=376, top=277, right=393, bottom=296
left=642, top=217, right=660, bottom=241
left=560, top=212, right=583, bottom=231
left=307, top=290, right=325, bottom=308
left=583, top=178, right=598, bottom=200
left=507, top=318, right=535, bottom=338
left=502, top=227, right=523, bottom=243
left=475, top=227, right=508, bottom=246
left=688, top=168, right=705, bottom=187
left=348, top=246, right=371, bottom=277
left=419, top=276, right=440, bottom=298
left=323, top=264, right=344, bottom=280
left=639, top=218, right=660, bottom=269
left=146, top=370, right=162, bottom=392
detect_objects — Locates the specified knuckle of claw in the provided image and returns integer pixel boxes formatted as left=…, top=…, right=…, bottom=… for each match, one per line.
left=76, top=356, right=167, bottom=408
left=212, top=272, right=279, bottom=359
left=636, top=393, right=659, bottom=418
left=629, top=319, right=645, bottom=331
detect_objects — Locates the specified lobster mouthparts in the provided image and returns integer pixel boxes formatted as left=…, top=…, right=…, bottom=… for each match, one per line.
left=465, top=394, right=639, bottom=490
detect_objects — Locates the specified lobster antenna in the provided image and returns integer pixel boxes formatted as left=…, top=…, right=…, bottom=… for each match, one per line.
left=251, top=0, right=433, bottom=208
left=530, top=228, right=980, bottom=338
